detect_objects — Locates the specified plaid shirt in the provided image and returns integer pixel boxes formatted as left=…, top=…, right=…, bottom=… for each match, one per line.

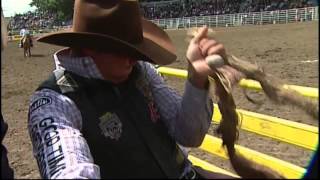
left=28, top=48, right=213, bottom=179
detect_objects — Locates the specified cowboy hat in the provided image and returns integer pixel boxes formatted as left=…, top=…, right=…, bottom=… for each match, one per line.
left=37, top=0, right=176, bottom=65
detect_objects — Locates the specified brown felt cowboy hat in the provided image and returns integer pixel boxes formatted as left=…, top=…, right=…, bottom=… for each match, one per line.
left=37, top=0, right=176, bottom=65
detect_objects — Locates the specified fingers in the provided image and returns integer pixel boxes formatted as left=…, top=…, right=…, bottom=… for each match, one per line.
left=191, top=26, right=208, bottom=44
left=207, top=44, right=225, bottom=56
left=187, top=26, right=227, bottom=63
left=199, top=39, right=219, bottom=56
left=199, top=37, right=226, bottom=60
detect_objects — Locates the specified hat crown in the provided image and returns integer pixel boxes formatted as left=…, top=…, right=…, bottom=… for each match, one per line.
left=37, top=0, right=177, bottom=65
left=73, top=0, right=143, bottom=43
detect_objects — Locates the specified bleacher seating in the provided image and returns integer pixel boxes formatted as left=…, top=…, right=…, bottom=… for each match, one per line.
left=8, top=0, right=317, bottom=32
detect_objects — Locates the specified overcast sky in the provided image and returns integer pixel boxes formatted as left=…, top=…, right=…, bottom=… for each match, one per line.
left=2, top=0, right=36, bottom=17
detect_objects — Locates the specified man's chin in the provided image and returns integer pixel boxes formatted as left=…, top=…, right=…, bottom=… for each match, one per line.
left=108, top=75, right=130, bottom=84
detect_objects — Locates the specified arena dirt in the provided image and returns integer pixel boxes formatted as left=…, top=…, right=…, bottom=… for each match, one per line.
left=1, top=21, right=318, bottom=178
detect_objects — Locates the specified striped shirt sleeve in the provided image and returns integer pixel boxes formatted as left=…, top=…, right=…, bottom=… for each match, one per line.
left=28, top=89, right=100, bottom=179
left=142, top=62, right=213, bottom=147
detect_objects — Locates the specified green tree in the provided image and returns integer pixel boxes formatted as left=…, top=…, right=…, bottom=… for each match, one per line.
left=29, top=0, right=74, bottom=22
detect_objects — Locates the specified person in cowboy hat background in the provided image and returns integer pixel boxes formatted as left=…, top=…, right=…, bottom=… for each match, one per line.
left=19, top=25, right=33, bottom=48
left=27, top=0, right=244, bottom=178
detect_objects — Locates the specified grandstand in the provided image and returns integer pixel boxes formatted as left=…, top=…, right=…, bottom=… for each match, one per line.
left=7, top=0, right=317, bottom=34
left=7, top=10, right=71, bottom=35
left=140, top=0, right=317, bottom=19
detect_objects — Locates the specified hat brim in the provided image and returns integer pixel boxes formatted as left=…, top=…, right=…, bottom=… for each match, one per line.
left=37, top=31, right=176, bottom=65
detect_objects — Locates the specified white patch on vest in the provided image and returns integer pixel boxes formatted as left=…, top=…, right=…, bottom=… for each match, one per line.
left=56, top=74, right=78, bottom=93
left=99, top=112, right=122, bottom=140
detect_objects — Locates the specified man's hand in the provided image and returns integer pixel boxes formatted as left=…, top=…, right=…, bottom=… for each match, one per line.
left=186, top=26, right=227, bottom=89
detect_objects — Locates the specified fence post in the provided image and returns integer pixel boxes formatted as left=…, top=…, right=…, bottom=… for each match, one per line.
left=177, top=18, right=179, bottom=29
left=252, top=13, right=254, bottom=25
left=235, top=14, right=238, bottom=26
left=305, top=7, right=307, bottom=21
left=216, top=15, right=218, bottom=27
left=185, top=17, right=188, bottom=29
left=175, top=18, right=178, bottom=29
left=286, top=10, right=288, bottom=24
left=196, top=16, right=198, bottom=28
left=182, top=17, right=184, bottom=29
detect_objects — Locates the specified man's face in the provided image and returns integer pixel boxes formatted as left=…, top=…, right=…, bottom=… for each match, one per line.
left=82, top=48, right=138, bottom=84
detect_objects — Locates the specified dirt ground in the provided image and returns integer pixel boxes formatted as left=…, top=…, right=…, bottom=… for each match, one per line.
left=1, top=21, right=318, bottom=178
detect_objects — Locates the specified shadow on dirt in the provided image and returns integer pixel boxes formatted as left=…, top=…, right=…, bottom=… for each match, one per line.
left=30, top=54, right=46, bottom=57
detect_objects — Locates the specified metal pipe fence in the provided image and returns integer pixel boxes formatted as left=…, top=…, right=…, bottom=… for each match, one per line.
left=151, top=7, right=319, bottom=29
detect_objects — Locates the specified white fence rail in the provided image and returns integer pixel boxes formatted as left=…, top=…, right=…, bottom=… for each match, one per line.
left=151, top=6, right=319, bottom=29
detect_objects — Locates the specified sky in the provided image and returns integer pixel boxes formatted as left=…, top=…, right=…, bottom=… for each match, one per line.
left=2, top=0, right=37, bottom=17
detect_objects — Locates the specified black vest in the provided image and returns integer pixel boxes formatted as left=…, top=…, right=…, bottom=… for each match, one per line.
left=37, top=66, right=186, bottom=178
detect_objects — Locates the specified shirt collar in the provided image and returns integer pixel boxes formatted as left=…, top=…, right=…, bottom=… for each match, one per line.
left=53, top=48, right=104, bottom=80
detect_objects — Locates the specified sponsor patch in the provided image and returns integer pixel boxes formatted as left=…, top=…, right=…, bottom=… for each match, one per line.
left=30, top=117, right=66, bottom=178
left=30, top=97, right=52, bottom=113
left=99, top=112, right=122, bottom=140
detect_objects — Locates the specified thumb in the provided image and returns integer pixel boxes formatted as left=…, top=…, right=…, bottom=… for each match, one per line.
left=191, top=26, right=208, bottom=44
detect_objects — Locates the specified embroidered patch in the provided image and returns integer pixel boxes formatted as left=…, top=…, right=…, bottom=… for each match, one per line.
left=99, top=112, right=122, bottom=140
left=148, top=102, right=160, bottom=123
left=30, top=97, right=52, bottom=113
